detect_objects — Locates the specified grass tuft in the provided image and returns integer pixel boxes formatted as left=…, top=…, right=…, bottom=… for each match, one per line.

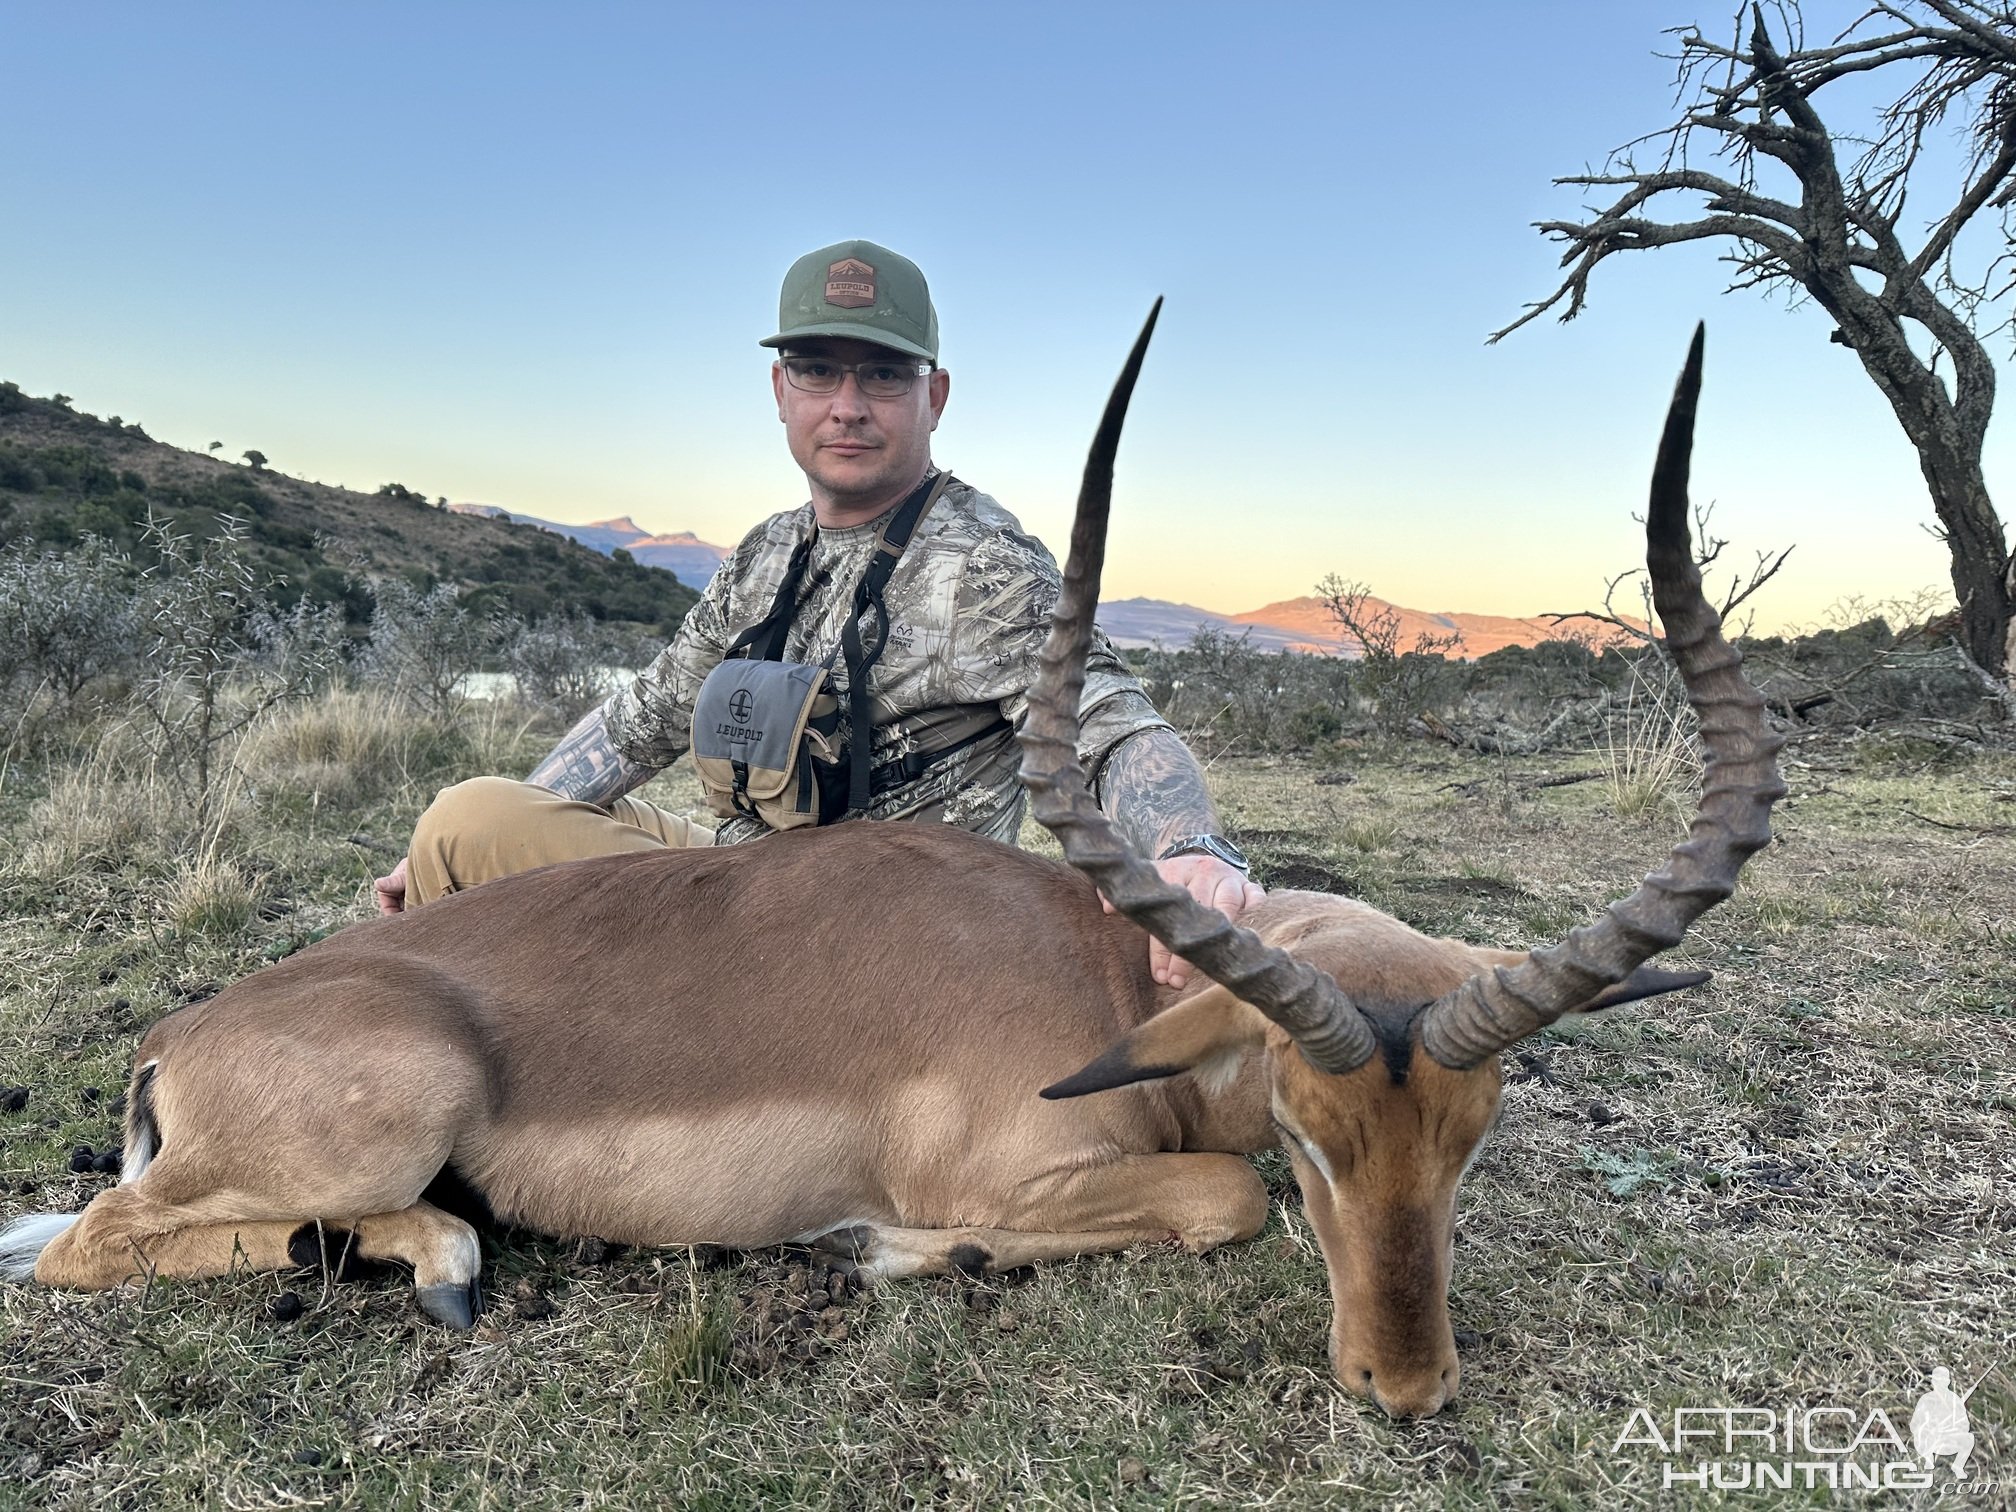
left=1598, top=653, right=1700, bottom=824
left=162, top=853, right=264, bottom=937
left=643, top=1268, right=738, bottom=1407
left=236, top=687, right=469, bottom=807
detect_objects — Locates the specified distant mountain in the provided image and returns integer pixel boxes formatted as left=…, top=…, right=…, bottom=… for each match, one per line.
left=1097, top=594, right=1640, bottom=658
left=434, top=502, right=1637, bottom=659
left=447, top=505, right=731, bottom=588
left=1094, top=597, right=1324, bottom=654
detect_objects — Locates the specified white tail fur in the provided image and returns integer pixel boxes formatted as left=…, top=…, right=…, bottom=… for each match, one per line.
left=0, top=1213, right=79, bottom=1281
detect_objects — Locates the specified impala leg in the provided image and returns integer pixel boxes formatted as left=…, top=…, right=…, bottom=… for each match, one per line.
left=814, top=1152, right=1270, bottom=1280
left=347, top=1201, right=484, bottom=1327
left=34, top=1186, right=482, bottom=1327
left=812, top=1221, right=1167, bottom=1280
left=34, top=1185, right=302, bottom=1288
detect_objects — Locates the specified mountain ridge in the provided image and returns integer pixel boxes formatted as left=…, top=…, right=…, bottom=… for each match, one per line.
left=460, top=506, right=1640, bottom=658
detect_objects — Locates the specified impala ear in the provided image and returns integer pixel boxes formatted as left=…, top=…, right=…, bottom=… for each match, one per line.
left=1040, top=986, right=1269, bottom=1099
left=1576, top=965, right=1711, bottom=1013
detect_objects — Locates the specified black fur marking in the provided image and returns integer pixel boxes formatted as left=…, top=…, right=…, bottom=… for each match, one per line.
left=1040, top=1050, right=1184, bottom=1100
left=947, top=1243, right=991, bottom=1277
left=284, top=1223, right=390, bottom=1284
left=420, top=1162, right=498, bottom=1231
left=129, top=1063, right=159, bottom=1160
left=1341, top=1002, right=1425, bottom=1087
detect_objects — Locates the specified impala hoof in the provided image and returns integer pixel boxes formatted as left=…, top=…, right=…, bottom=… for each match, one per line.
left=416, top=1278, right=480, bottom=1330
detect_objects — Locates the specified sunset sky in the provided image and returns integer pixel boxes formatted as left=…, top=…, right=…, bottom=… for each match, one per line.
left=5, top=2, right=2005, bottom=631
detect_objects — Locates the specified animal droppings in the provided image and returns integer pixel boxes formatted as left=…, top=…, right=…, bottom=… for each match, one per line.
left=1587, top=1103, right=1619, bottom=1127
left=269, top=1292, right=304, bottom=1323
left=290, top=1448, right=324, bottom=1466
left=0, top=1087, right=30, bottom=1113
left=509, top=1279, right=557, bottom=1320
left=67, top=1147, right=95, bottom=1173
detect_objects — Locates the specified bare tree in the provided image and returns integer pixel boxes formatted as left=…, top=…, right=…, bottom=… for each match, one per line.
left=1317, top=576, right=1465, bottom=734
left=1550, top=498, right=1794, bottom=646
left=1494, top=2, right=2016, bottom=686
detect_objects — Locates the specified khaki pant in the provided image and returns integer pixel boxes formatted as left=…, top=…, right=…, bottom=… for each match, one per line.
left=406, top=777, right=716, bottom=906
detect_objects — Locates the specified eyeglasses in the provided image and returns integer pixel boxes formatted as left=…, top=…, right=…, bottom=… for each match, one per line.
left=779, top=355, right=931, bottom=399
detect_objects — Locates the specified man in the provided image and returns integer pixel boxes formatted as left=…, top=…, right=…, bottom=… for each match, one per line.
left=373, top=239, right=1257, bottom=988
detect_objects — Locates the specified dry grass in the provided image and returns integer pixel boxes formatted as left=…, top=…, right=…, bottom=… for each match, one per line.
left=235, top=686, right=519, bottom=811
left=160, top=852, right=265, bottom=938
left=17, top=736, right=199, bottom=877
left=1, top=717, right=2012, bottom=1509
left=1598, top=653, right=1701, bottom=825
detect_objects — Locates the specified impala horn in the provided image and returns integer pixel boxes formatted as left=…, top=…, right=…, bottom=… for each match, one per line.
left=1419, top=326, right=1788, bottom=1069
left=1018, top=300, right=1378, bottom=1075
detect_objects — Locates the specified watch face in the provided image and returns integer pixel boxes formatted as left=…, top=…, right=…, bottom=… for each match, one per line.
left=1208, top=837, right=1250, bottom=870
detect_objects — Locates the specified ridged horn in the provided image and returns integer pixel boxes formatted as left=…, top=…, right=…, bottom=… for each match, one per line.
left=1017, top=300, right=1378, bottom=1075
left=1420, top=326, right=1787, bottom=1070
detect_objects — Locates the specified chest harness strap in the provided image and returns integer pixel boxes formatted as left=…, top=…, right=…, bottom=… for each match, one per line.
left=721, top=470, right=1005, bottom=822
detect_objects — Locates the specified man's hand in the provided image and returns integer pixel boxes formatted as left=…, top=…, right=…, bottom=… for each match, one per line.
left=1102, top=855, right=1265, bottom=989
left=374, top=855, right=410, bottom=915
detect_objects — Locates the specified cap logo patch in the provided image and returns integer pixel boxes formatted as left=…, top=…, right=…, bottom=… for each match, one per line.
left=825, top=257, right=876, bottom=309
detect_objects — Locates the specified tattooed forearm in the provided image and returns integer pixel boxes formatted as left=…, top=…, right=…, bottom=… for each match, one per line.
left=525, top=700, right=658, bottom=806
left=1095, top=728, right=1224, bottom=857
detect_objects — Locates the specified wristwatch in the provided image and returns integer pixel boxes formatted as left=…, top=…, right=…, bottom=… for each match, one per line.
left=1157, top=834, right=1251, bottom=874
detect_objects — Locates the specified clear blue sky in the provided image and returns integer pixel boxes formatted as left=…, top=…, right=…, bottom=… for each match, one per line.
left=5, top=1, right=2000, bottom=629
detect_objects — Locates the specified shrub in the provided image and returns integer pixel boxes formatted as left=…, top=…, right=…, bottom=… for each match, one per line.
left=1316, top=576, right=1466, bottom=735
left=1132, top=628, right=1356, bottom=752
left=0, top=536, right=142, bottom=724
left=504, top=610, right=643, bottom=722
left=131, top=514, right=333, bottom=817
left=359, top=578, right=500, bottom=714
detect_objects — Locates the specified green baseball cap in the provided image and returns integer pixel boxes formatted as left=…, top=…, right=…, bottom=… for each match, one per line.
left=759, top=239, right=939, bottom=363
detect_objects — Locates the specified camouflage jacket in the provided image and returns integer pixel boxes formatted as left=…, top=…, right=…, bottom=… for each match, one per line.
left=605, top=474, right=1171, bottom=846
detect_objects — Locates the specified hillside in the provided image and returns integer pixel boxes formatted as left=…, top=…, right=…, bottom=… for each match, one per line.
left=0, top=383, right=700, bottom=634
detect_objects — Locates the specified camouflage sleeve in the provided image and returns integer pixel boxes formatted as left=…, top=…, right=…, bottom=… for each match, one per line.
left=604, top=533, right=750, bottom=769
left=947, top=524, right=1172, bottom=770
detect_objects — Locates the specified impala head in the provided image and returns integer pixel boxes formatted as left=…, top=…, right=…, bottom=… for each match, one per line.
left=1021, top=306, right=1784, bottom=1418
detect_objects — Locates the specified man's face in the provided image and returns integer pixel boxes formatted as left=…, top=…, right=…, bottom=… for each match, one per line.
left=772, top=337, right=951, bottom=514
